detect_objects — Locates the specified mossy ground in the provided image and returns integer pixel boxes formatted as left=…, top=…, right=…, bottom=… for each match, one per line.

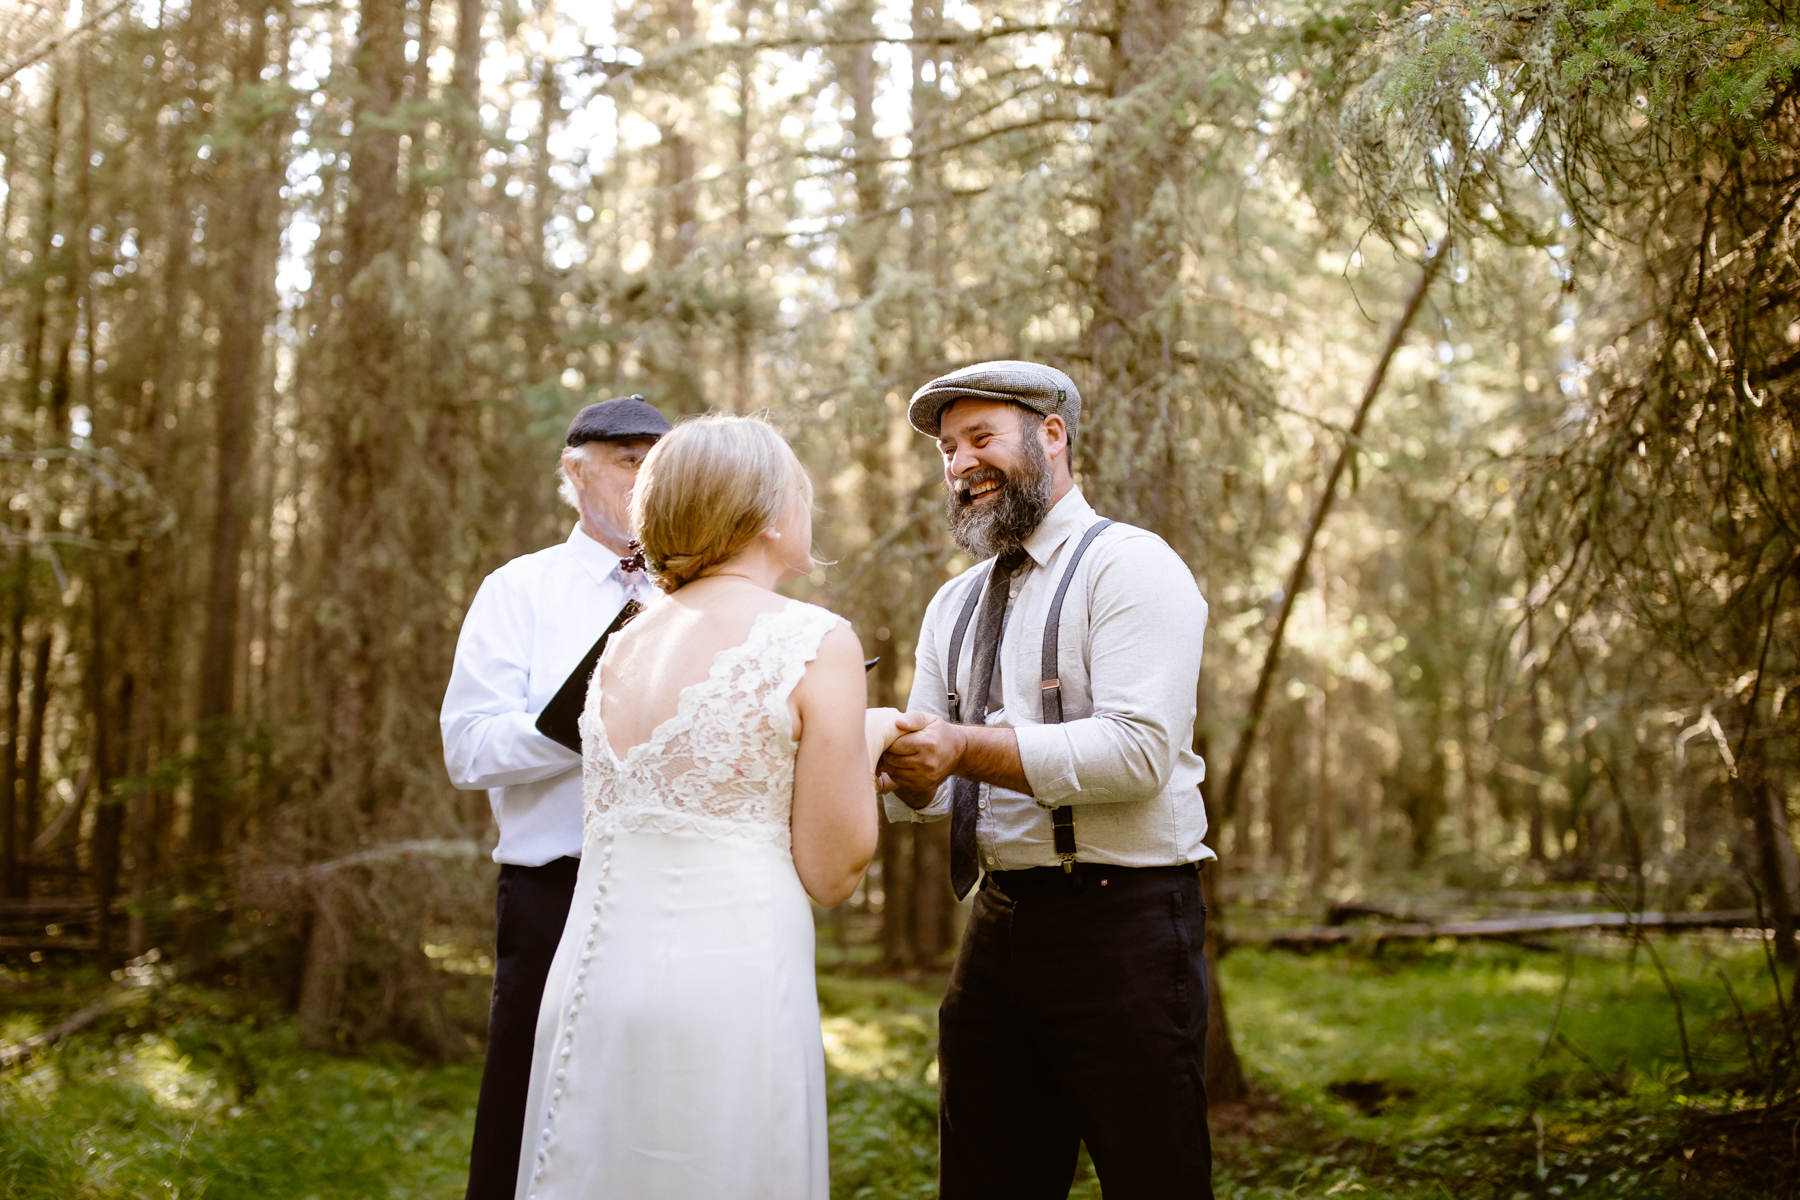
left=1, top=933, right=1791, bottom=1198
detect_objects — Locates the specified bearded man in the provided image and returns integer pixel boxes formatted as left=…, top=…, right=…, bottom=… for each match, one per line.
left=877, top=361, right=1217, bottom=1200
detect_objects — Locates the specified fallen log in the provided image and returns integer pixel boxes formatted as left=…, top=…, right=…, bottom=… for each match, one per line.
left=0, top=935, right=101, bottom=954
left=0, top=896, right=104, bottom=917
left=1325, top=900, right=1413, bottom=925
left=1239, top=909, right=1773, bottom=951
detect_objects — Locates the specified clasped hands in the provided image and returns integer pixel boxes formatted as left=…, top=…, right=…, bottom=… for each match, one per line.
left=863, top=709, right=964, bottom=809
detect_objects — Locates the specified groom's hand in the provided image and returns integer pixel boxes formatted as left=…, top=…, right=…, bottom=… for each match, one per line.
left=879, top=712, right=963, bottom=808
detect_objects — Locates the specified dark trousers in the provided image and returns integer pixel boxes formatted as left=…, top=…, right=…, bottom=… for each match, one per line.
left=464, top=856, right=580, bottom=1200
left=938, top=863, right=1213, bottom=1200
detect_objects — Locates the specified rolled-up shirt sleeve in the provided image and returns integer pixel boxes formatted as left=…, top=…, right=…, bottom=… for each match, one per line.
left=441, top=572, right=579, bottom=790
left=882, top=579, right=957, bottom=825
left=1014, top=536, right=1206, bottom=808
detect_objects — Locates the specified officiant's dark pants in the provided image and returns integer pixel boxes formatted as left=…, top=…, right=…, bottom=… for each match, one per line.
left=465, top=856, right=579, bottom=1200
left=938, top=863, right=1213, bottom=1200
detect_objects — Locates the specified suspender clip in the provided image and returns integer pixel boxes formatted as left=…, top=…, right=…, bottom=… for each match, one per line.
left=1060, top=853, right=1076, bottom=874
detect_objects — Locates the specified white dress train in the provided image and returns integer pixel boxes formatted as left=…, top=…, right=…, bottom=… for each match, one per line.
left=515, top=600, right=838, bottom=1200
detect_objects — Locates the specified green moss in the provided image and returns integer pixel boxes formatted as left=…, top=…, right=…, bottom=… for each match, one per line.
left=0, top=936, right=1788, bottom=1198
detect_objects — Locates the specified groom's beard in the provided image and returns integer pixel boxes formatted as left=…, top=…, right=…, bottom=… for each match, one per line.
left=946, top=435, right=1054, bottom=560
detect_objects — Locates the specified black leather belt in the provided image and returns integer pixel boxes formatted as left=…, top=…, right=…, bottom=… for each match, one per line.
left=985, top=861, right=1203, bottom=899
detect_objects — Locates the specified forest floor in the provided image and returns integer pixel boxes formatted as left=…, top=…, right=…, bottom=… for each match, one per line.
left=0, top=933, right=1793, bottom=1199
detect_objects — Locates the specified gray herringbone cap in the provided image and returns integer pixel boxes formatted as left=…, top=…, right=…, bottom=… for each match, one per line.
left=907, top=360, right=1081, bottom=444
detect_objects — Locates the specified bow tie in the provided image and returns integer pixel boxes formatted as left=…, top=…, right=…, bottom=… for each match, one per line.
left=619, top=540, right=647, bottom=575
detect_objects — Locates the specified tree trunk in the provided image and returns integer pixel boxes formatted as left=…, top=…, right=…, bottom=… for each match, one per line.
left=2, top=551, right=26, bottom=898
left=729, top=0, right=755, bottom=412
left=298, top=0, right=409, bottom=1040
left=525, top=52, right=559, bottom=381
left=188, top=1, right=284, bottom=953
left=1526, top=674, right=1548, bottom=863
left=19, top=633, right=51, bottom=875
left=1737, top=577, right=1796, bottom=968
left=879, top=824, right=914, bottom=967
left=652, top=0, right=700, bottom=409
left=21, top=66, right=61, bottom=430
left=911, top=823, right=953, bottom=961
left=1307, top=687, right=1334, bottom=893
left=73, top=32, right=125, bottom=960
left=1199, top=867, right=1246, bottom=1099
left=296, top=894, right=348, bottom=1039
left=889, top=0, right=954, bottom=962
left=6, top=56, right=62, bottom=904
left=444, top=0, right=483, bottom=275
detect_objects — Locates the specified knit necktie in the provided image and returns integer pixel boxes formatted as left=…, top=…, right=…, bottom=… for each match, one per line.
left=950, top=548, right=1028, bottom=900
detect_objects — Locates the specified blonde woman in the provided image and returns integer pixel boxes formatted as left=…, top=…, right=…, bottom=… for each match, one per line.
left=515, top=415, right=896, bottom=1200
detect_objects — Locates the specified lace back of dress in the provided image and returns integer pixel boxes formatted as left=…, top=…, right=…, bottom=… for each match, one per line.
left=579, top=603, right=837, bottom=847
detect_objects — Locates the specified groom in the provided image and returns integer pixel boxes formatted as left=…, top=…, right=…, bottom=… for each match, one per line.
left=441, top=394, right=671, bottom=1200
left=878, top=361, right=1216, bottom=1199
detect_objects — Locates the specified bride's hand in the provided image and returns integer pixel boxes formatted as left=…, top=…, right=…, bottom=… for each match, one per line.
left=863, top=706, right=904, bottom=770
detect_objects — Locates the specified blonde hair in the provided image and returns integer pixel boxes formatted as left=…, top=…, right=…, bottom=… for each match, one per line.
left=631, top=414, right=812, bottom=592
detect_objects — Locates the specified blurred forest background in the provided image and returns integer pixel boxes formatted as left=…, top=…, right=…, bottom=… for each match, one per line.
left=1, top=0, right=1797, bottom=1193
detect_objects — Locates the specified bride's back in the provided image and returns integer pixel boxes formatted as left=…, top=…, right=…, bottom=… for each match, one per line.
left=593, top=580, right=794, bottom=761
left=589, top=412, right=874, bottom=906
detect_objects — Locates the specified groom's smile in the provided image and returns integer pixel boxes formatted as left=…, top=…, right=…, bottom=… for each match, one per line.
left=958, top=470, right=1006, bottom=504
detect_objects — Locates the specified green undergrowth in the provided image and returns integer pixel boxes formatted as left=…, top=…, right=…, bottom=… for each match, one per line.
left=1219, top=935, right=1796, bottom=1198
left=1, top=934, right=1792, bottom=1199
left=0, top=979, right=476, bottom=1199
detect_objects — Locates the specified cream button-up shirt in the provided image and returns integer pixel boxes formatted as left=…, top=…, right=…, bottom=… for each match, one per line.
left=886, top=489, right=1215, bottom=871
left=441, top=525, right=657, bottom=866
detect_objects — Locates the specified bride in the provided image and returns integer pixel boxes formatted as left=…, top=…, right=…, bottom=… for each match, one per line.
left=514, top=414, right=896, bottom=1200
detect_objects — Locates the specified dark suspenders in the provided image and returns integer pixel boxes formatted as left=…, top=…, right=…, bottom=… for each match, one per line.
left=943, top=519, right=1116, bottom=872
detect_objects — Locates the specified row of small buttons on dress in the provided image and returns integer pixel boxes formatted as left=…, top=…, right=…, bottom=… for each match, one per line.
left=527, top=822, right=616, bottom=1198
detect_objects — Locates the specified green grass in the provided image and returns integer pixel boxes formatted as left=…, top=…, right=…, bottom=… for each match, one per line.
left=1230, top=936, right=1775, bottom=1120
left=0, top=976, right=477, bottom=1200
left=1, top=934, right=1792, bottom=1199
left=1217, top=935, right=1794, bottom=1198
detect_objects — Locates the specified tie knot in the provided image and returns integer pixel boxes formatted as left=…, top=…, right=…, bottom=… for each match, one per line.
left=994, top=548, right=1029, bottom=579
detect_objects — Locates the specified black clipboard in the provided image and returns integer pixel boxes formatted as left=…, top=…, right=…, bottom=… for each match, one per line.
left=534, top=600, right=643, bottom=753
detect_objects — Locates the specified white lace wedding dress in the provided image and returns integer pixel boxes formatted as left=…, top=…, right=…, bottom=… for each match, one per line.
left=514, top=600, right=838, bottom=1200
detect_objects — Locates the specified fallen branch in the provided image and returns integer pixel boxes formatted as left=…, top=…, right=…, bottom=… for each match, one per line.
left=1239, top=909, right=1775, bottom=950
left=0, top=953, right=175, bottom=1071
left=254, top=838, right=488, bottom=885
left=0, top=992, right=143, bottom=1070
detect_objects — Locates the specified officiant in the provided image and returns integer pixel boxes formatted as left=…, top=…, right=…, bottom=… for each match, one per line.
left=439, top=393, right=671, bottom=1200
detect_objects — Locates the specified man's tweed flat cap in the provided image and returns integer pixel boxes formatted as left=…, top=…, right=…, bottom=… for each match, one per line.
left=907, top=360, right=1082, bottom=443
left=565, top=395, right=672, bottom=446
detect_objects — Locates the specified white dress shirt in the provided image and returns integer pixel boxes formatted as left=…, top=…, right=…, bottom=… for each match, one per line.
left=442, top=525, right=657, bottom=866
left=885, top=488, right=1215, bottom=871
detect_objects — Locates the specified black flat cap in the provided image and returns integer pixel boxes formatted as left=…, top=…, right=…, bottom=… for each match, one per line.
left=565, top=395, right=672, bottom=446
left=907, top=360, right=1082, bottom=443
